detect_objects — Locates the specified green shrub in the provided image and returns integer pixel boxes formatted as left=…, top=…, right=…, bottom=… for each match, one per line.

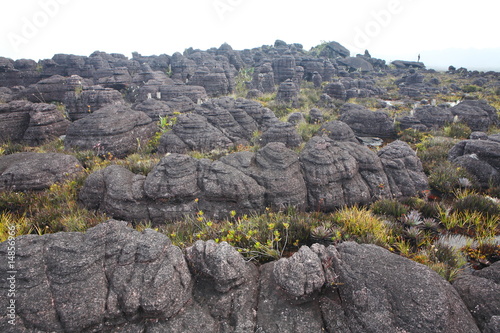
left=444, top=122, right=472, bottom=139
left=453, top=194, right=500, bottom=216
left=428, top=161, right=475, bottom=194
left=371, top=199, right=408, bottom=218
left=461, top=85, right=481, bottom=93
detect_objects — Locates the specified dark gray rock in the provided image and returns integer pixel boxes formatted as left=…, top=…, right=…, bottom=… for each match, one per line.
left=221, top=143, right=308, bottom=209
left=160, top=83, right=208, bottom=103
left=272, top=55, right=296, bottom=84
left=319, top=41, right=350, bottom=58
left=449, top=100, right=499, bottom=131
left=197, top=159, right=266, bottom=218
left=0, top=224, right=484, bottom=333
left=339, top=103, right=396, bottom=138
left=392, top=60, right=426, bottom=69
left=251, top=62, right=275, bottom=93
left=287, top=112, right=306, bottom=125
left=300, top=136, right=392, bottom=210
left=328, top=242, right=480, bottom=333
left=132, top=99, right=173, bottom=121
left=170, top=52, right=197, bottom=82
left=187, top=66, right=230, bottom=97
left=312, top=71, right=322, bottom=88
left=64, top=84, right=124, bottom=121
left=0, top=100, right=69, bottom=145
left=338, top=56, right=374, bottom=72
left=94, top=66, right=132, bottom=90
left=276, top=79, right=299, bottom=106
left=0, top=152, right=82, bottom=191
left=319, top=120, right=358, bottom=143
left=260, top=122, right=302, bottom=148
left=165, top=95, right=196, bottom=113
left=65, top=103, right=158, bottom=158
left=158, top=113, right=234, bottom=154
left=324, top=81, right=347, bottom=101
left=22, top=74, right=85, bottom=103
left=309, top=108, right=324, bottom=124
left=0, top=220, right=193, bottom=332
left=186, top=240, right=258, bottom=332
left=453, top=262, right=500, bottom=333
left=448, top=139, right=500, bottom=187
left=378, top=140, right=429, bottom=198
left=413, top=105, right=454, bottom=129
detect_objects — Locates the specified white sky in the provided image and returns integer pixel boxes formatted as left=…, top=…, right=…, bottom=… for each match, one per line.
left=1, top=0, right=499, bottom=70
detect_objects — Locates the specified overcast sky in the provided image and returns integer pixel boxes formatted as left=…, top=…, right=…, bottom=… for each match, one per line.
left=1, top=0, right=499, bottom=70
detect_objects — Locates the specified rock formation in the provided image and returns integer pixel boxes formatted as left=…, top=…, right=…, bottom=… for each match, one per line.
left=0, top=220, right=483, bottom=333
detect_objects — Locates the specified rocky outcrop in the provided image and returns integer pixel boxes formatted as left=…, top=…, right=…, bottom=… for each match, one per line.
left=0, top=222, right=482, bottom=333
left=339, top=103, right=396, bottom=138
left=63, top=84, right=125, bottom=121
left=324, top=81, right=347, bottom=100
left=272, top=55, right=296, bottom=84
left=21, top=74, right=86, bottom=103
left=64, top=104, right=158, bottom=158
left=318, top=120, right=358, bottom=143
left=0, top=152, right=82, bottom=191
left=260, top=122, right=302, bottom=148
left=299, top=136, right=392, bottom=210
left=159, top=83, right=208, bottom=103
left=0, top=100, right=69, bottom=145
left=132, top=99, right=173, bottom=121
left=398, top=105, right=454, bottom=131
left=378, top=140, right=429, bottom=198
left=276, top=79, right=299, bottom=106
left=448, top=138, right=500, bottom=187
left=454, top=261, right=500, bottom=333
left=158, top=113, right=234, bottom=154
left=449, top=100, right=499, bottom=131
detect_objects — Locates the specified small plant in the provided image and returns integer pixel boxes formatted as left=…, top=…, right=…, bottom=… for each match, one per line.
left=371, top=199, right=408, bottom=218
left=452, top=194, right=500, bottom=217
left=398, top=128, right=428, bottom=144
left=461, top=84, right=482, bottom=93
left=428, top=161, right=475, bottom=194
left=296, top=122, right=320, bottom=141
left=443, top=122, right=471, bottom=139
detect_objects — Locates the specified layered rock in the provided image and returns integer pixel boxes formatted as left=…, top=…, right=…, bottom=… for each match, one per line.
left=448, top=138, right=500, bottom=187
left=318, top=120, right=358, bottom=143
left=0, top=152, right=82, bottom=191
left=454, top=261, right=500, bottom=333
left=299, top=136, right=392, bottom=210
left=64, top=104, right=158, bottom=158
left=0, top=100, right=69, bottom=145
left=0, top=223, right=482, bottom=333
left=449, top=100, right=499, bottom=131
left=339, top=103, right=396, bottom=138
left=64, top=85, right=124, bottom=121
left=276, top=79, right=299, bottom=106
left=260, top=122, right=302, bottom=148
left=378, top=140, right=429, bottom=198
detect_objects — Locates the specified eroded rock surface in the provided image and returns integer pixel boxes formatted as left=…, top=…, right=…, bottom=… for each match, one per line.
left=0, top=223, right=482, bottom=333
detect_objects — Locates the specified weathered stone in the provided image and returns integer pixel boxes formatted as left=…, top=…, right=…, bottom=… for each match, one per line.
left=132, top=99, right=172, bottom=121
left=159, top=83, right=208, bottom=103
left=64, top=84, right=124, bottom=121
left=276, top=79, right=299, bottom=106
left=338, top=56, right=374, bottom=72
left=453, top=262, right=500, bottom=333
left=319, top=120, right=358, bottom=143
left=339, top=103, right=396, bottom=138
left=272, top=55, right=296, bottom=84
left=327, top=242, right=480, bottom=333
left=188, top=66, right=230, bottom=97
left=448, top=139, right=500, bottom=187
left=300, top=136, right=391, bottom=210
left=65, top=104, right=158, bottom=158
left=324, top=81, right=347, bottom=100
left=0, top=152, right=82, bottom=191
left=260, top=122, right=302, bottom=148
left=378, top=140, right=429, bottom=198
left=0, top=100, right=69, bottom=145
left=449, top=100, right=499, bottom=131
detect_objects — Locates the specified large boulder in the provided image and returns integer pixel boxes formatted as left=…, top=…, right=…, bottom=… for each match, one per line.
left=339, top=103, right=396, bottom=138
left=22, top=74, right=85, bottom=103
left=158, top=113, right=234, bottom=154
left=160, top=83, right=208, bottom=103
left=449, top=100, right=499, bottom=131
left=276, top=79, right=299, bottom=106
left=0, top=152, right=82, bottom=191
left=378, top=140, right=429, bottom=198
left=318, top=120, right=358, bottom=143
left=65, top=104, right=158, bottom=158
left=0, top=100, right=69, bottom=145
left=299, top=136, right=392, bottom=210
left=325, top=242, right=480, bottom=333
left=448, top=138, right=500, bottom=187
left=64, top=85, right=124, bottom=121
left=453, top=262, right=500, bottom=333
left=0, top=225, right=484, bottom=333
left=221, top=142, right=308, bottom=209
left=0, top=220, right=193, bottom=332
left=272, top=55, right=296, bottom=84
left=260, top=122, right=302, bottom=148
